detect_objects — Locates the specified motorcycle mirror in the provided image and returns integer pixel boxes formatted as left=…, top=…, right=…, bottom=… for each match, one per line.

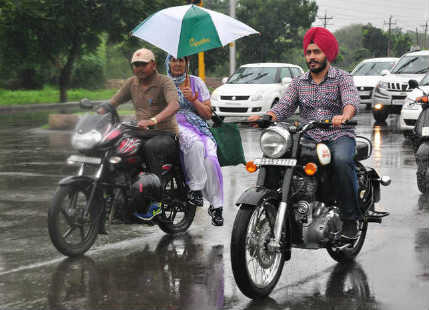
left=79, top=98, right=93, bottom=110
left=408, top=79, right=419, bottom=90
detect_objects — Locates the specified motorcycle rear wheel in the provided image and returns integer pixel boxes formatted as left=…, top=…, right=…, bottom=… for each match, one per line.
left=326, top=220, right=368, bottom=263
left=157, top=175, right=196, bottom=234
left=231, top=202, right=286, bottom=299
left=48, top=185, right=101, bottom=257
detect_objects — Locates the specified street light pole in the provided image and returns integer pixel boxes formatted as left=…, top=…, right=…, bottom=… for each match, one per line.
left=229, top=0, right=236, bottom=75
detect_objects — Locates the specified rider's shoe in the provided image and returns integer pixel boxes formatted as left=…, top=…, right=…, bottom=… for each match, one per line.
left=341, top=220, right=359, bottom=240
left=134, top=202, right=162, bottom=221
left=208, top=206, right=224, bottom=226
left=188, top=190, right=203, bottom=207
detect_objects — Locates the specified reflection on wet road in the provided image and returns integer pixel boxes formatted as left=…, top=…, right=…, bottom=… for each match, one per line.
left=0, top=110, right=428, bottom=310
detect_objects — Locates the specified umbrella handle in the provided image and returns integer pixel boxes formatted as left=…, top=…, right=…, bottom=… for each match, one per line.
left=184, top=74, right=199, bottom=102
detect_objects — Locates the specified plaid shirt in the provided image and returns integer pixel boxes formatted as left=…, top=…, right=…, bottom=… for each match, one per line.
left=270, top=66, right=360, bottom=142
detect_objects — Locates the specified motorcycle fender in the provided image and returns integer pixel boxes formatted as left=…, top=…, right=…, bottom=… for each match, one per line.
left=58, top=175, right=94, bottom=189
left=235, top=186, right=280, bottom=207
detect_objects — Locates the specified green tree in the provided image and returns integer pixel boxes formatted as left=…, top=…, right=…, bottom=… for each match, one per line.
left=0, top=0, right=182, bottom=102
left=236, top=0, right=317, bottom=64
left=362, top=24, right=388, bottom=57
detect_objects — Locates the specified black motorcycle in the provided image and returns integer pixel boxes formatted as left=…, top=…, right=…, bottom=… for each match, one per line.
left=230, top=117, right=391, bottom=299
left=48, top=99, right=196, bottom=257
left=408, top=79, right=429, bottom=193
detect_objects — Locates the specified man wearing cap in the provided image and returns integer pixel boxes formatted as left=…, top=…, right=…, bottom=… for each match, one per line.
left=249, top=27, right=361, bottom=240
left=102, top=47, right=179, bottom=220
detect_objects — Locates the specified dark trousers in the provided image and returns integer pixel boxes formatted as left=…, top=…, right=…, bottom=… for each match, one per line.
left=326, top=136, right=362, bottom=221
left=143, top=134, right=178, bottom=183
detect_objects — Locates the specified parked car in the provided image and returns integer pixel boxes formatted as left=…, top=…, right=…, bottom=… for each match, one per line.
left=351, top=57, right=399, bottom=109
left=371, top=50, right=429, bottom=123
left=400, top=72, right=429, bottom=135
left=210, top=63, right=304, bottom=118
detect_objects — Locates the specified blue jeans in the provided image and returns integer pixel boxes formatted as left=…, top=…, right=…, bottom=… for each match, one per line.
left=325, top=136, right=362, bottom=221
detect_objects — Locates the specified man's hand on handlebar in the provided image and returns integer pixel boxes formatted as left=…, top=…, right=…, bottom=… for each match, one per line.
left=332, top=114, right=352, bottom=127
left=96, top=107, right=106, bottom=114
left=138, top=119, right=156, bottom=130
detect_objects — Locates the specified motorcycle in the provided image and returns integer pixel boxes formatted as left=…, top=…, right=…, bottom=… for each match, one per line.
left=230, top=116, right=391, bottom=299
left=408, top=79, right=429, bottom=193
left=48, top=99, right=196, bottom=257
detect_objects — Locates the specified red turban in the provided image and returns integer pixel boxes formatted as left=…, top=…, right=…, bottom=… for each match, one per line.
left=303, top=27, right=338, bottom=62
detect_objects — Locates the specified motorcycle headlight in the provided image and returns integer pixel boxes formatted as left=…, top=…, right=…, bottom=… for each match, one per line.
left=71, top=129, right=102, bottom=151
left=260, top=126, right=292, bottom=158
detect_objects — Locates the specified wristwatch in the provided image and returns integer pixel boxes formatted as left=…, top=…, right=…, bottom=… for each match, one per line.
left=150, top=117, right=158, bottom=125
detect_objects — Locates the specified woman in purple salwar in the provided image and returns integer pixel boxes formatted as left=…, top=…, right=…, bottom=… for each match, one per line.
left=166, top=55, right=224, bottom=226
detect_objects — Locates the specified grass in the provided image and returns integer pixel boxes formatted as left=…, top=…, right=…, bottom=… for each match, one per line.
left=0, top=86, right=117, bottom=106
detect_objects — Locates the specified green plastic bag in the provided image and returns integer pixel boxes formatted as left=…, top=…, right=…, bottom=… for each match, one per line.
left=209, top=122, right=246, bottom=167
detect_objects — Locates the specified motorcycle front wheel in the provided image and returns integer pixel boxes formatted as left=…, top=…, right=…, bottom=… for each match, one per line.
left=230, top=202, right=286, bottom=299
left=326, top=220, right=368, bottom=263
left=48, top=185, right=101, bottom=257
left=157, top=175, right=196, bottom=234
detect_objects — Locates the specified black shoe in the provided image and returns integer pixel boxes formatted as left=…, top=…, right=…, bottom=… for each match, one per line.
left=188, top=190, right=203, bottom=207
left=208, top=206, right=224, bottom=226
left=341, top=220, right=359, bottom=240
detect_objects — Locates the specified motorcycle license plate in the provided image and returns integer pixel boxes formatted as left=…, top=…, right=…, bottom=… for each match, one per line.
left=254, top=158, right=297, bottom=166
left=423, top=127, right=429, bottom=137
left=67, top=155, right=101, bottom=165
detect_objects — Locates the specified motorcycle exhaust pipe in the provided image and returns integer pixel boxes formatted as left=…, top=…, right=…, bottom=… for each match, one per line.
left=379, top=176, right=391, bottom=186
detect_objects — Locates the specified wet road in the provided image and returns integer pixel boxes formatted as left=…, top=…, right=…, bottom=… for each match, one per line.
left=0, top=109, right=428, bottom=310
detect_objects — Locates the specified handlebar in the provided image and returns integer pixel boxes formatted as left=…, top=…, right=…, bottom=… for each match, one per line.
left=248, top=117, right=357, bottom=130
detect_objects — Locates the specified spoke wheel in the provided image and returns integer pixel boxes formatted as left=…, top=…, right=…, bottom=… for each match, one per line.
left=231, top=202, right=285, bottom=299
left=157, top=175, right=196, bottom=234
left=48, top=185, right=100, bottom=257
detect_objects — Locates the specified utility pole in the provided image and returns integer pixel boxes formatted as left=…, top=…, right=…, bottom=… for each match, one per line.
left=384, top=15, right=396, bottom=56
left=229, top=0, right=236, bottom=75
left=416, top=27, right=420, bottom=49
left=421, top=20, right=428, bottom=49
left=317, top=10, right=333, bottom=28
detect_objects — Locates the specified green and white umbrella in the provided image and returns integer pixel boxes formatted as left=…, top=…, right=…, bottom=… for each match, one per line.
left=131, top=4, right=259, bottom=58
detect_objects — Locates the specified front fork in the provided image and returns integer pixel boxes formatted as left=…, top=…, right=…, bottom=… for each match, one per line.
left=268, top=167, right=294, bottom=252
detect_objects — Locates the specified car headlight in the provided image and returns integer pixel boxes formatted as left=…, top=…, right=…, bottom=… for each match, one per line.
left=260, top=126, right=292, bottom=158
left=251, top=93, right=263, bottom=101
left=71, top=129, right=102, bottom=151
left=376, top=81, right=388, bottom=89
left=211, top=92, right=220, bottom=102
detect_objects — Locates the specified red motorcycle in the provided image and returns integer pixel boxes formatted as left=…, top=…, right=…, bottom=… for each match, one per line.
left=48, top=99, right=196, bottom=257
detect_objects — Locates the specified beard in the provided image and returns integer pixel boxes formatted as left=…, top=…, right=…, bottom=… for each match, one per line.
left=307, top=57, right=328, bottom=73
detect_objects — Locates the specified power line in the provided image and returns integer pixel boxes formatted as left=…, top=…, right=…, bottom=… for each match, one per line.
left=420, top=20, right=428, bottom=49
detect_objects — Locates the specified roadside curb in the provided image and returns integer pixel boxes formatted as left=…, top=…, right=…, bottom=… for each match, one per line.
left=0, top=100, right=106, bottom=113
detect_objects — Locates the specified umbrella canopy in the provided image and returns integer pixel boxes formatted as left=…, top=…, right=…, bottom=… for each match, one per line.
left=131, top=4, right=259, bottom=58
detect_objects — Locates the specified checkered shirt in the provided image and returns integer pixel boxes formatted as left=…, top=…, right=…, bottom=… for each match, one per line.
left=270, top=66, right=360, bottom=142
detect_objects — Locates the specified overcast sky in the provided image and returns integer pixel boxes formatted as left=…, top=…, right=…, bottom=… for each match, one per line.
left=313, top=0, right=429, bottom=33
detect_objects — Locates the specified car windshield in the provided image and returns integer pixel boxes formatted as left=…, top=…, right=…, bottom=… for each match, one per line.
left=391, top=55, right=429, bottom=74
left=351, top=61, right=396, bottom=76
left=419, top=73, right=429, bottom=86
left=227, top=67, right=279, bottom=84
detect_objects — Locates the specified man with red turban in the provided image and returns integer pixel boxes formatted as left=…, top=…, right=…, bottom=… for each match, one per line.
left=249, top=27, right=361, bottom=240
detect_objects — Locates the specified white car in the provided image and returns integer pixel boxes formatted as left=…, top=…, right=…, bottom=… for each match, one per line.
left=351, top=57, right=399, bottom=109
left=211, top=63, right=304, bottom=117
left=400, top=72, right=429, bottom=134
left=372, top=50, right=429, bottom=123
